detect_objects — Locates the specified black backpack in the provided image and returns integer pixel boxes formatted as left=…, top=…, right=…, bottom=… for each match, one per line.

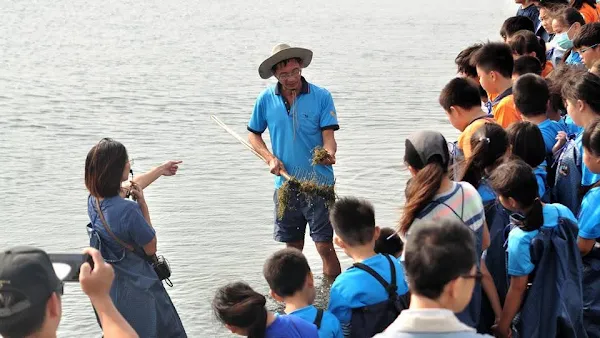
left=349, top=254, right=409, bottom=338
left=313, top=308, right=324, bottom=329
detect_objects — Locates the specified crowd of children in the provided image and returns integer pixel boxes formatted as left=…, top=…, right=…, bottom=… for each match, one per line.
left=211, top=1, right=600, bottom=337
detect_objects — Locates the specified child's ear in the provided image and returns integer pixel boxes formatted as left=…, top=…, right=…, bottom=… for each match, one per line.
left=448, top=106, right=457, bottom=116
left=577, top=99, right=586, bottom=113
left=269, top=289, right=284, bottom=302
left=334, top=235, right=345, bottom=249
left=374, top=226, right=381, bottom=241
left=225, top=324, right=237, bottom=334
left=307, top=271, right=315, bottom=288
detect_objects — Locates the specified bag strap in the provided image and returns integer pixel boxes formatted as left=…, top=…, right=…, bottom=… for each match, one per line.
left=352, top=254, right=397, bottom=298
left=313, top=308, right=324, bottom=329
left=94, top=198, right=134, bottom=252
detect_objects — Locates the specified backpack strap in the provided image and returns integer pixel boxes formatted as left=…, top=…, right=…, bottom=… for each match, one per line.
left=313, top=308, right=324, bottom=329
left=352, top=255, right=398, bottom=298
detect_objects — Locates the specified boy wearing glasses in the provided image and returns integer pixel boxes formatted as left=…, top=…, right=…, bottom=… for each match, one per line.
left=375, top=219, right=491, bottom=338
left=574, top=23, right=600, bottom=70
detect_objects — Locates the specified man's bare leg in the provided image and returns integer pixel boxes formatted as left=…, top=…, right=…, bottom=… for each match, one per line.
left=315, top=241, right=341, bottom=278
left=286, top=240, right=305, bottom=251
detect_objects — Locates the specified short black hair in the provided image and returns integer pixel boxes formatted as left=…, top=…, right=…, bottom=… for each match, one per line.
left=507, top=121, right=547, bottom=168
left=329, top=197, right=376, bottom=246
left=272, top=57, right=303, bottom=74
left=472, top=42, right=515, bottom=78
left=375, top=228, right=404, bottom=256
left=439, top=77, right=482, bottom=112
left=573, top=23, right=600, bottom=49
left=455, top=44, right=483, bottom=78
left=513, top=56, right=543, bottom=77
left=263, top=248, right=311, bottom=298
left=509, top=30, right=547, bottom=68
left=538, top=0, right=568, bottom=9
left=403, top=219, right=476, bottom=300
left=555, top=8, right=586, bottom=28
left=513, top=73, right=549, bottom=116
left=500, top=16, right=535, bottom=41
left=0, top=293, right=48, bottom=338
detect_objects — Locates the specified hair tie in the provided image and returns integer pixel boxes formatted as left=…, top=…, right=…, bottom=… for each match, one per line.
left=479, top=137, right=490, bottom=144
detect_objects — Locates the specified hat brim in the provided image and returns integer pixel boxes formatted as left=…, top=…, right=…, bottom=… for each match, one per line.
left=258, top=47, right=313, bottom=79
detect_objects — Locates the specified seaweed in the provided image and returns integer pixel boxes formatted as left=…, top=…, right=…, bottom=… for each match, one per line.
left=276, top=176, right=336, bottom=220
left=311, top=146, right=330, bottom=165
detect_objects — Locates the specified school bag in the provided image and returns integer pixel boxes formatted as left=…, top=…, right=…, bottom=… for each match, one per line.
left=313, top=308, right=324, bottom=329
left=349, top=254, right=409, bottom=338
left=582, top=240, right=600, bottom=338
left=552, top=140, right=582, bottom=214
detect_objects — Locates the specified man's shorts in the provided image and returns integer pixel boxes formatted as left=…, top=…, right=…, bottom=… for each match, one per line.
left=273, top=189, right=334, bottom=243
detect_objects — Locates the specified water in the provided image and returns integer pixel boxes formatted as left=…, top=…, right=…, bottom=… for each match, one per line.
left=0, top=0, right=513, bottom=336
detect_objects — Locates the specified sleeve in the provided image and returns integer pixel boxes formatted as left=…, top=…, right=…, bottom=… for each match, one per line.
left=327, top=312, right=344, bottom=338
left=248, top=95, right=267, bottom=134
left=320, top=90, right=340, bottom=131
left=122, top=204, right=156, bottom=247
left=507, top=231, right=534, bottom=276
left=578, top=198, right=600, bottom=240
left=327, top=283, right=352, bottom=325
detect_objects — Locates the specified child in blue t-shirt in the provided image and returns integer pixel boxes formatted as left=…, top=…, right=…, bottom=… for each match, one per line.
left=488, top=160, right=579, bottom=338
left=263, top=248, right=342, bottom=338
left=213, top=282, right=318, bottom=338
left=327, top=197, right=409, bottom=337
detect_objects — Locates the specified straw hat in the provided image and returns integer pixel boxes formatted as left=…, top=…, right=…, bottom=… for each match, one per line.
left=258, top=43, right=313, bottom=79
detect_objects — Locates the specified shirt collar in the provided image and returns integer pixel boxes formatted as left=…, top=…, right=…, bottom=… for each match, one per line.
left=382, top=309, right=477, bottom=334
left=274, top=76, right=310, bottom=95
left=491, top=87, right=513, bottom=107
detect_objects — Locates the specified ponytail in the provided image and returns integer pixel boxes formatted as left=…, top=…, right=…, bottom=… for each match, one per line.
left=400, top=162, right=445, bottom=235
left=459, top=123, right=509, bottom=188
left=213, top=282, right=268, bottom=338
left=489, top=160, right=544, bottom=232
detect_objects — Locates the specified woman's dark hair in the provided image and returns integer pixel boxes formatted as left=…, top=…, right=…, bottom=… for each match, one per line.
left=509, top=30, right=548, bottom=70
left=571, top=0, right=596, bottom=10
left=375, top=227, right=404, bottom=257
left=507, top=122, right=547, bottom=168
left=213, top=282, right=268, bottom=338
left=459, top=123, right=509, bottom=188
left=561, top=72, right=600, bottom=114
left=400, top=161, right=447, bottom=235
left=85, top=138, right=128, bottom=198
left=489, top=160, right=543, bottom=231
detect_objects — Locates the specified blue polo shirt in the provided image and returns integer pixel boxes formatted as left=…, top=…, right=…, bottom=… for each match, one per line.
left=289, top=305, right=343, bottom=338
left=537, top=119, right=566, bottom=155
left=266, top=314, right=319, bottom=337
left=578, top=187, right=600, bottom=240
left=577, top=133, right=600, bottom=186
left=248, top=78, right=339, bottom=189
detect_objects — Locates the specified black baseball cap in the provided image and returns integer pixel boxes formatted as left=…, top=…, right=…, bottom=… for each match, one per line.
left=0, top=247, right=67, bottom=319
left=404, top=131, right=450, bottom=170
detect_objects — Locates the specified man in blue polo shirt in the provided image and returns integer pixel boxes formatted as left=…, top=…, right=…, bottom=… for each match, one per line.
left=247, top=43, right=341, bottom=277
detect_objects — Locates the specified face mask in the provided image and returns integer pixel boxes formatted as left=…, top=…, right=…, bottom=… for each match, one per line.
left=555, top=26, right=574, bottom=50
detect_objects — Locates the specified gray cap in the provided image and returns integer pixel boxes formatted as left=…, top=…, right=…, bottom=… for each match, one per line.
left=404, top=131, right=450, bottom=169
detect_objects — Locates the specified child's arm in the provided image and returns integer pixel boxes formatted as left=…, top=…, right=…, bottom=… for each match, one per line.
left=480, top=258, right=502, bottom=322
left=328, top=285, right=352, bottom=337
left=552, top=131, right=568, bottom=158
left=495, top=275, right=529, bottom=338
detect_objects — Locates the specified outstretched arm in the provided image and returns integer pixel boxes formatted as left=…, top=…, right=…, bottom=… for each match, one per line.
left=131, top=160, right=182, bottom=190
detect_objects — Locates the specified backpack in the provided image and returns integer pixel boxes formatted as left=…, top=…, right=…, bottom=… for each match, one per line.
left=349, top=254, right=409, bottom=338
left=313, top=308, right=324, bottom=329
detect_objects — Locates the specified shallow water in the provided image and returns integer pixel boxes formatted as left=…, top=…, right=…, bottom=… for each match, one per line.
left=0, top=0, right=513, bottom=336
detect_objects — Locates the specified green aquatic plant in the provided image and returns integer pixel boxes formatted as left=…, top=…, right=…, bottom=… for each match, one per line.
left=311, top=146, right=330, bottom=165
left=276, top=177, right=336, bottom=220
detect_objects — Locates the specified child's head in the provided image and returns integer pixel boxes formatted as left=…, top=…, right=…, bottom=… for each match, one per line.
left=330, top=197, right=379, bottom=253
left=573, top=23, right=600, bottom=69
left=506, top=121, right=547, bottom=168
left=509, top=30, right=547, bottom=71
left=401, top=131, right=450, bottom=235
left=582, top=118, right=600, bottom=174
left=263, top=248, right=315, bottom=305
left=500, top=16, right=535, bottom=42
left=439, top=77, right=484, bottom=131
left=472, top=42, right=515, bottom=94
left=460, top=123, right=509, bottom=188
left=561, top=71, right=600, bottom=126
left=404, top=218, right=478, bottom=313
left=213, top=282, right=268, bottom=337
left=489, top=159, right=543, bottom=231
left=374, top=228, right=404, bottom=258
left=455, top=44, right=489, bottom=100
left=513, top=56, right=543, bottom=79
left=546, top=64, right=575, bottom=117
left=513, top=73, right=550, bottom=117
left=552, top=8, right=585, bottom=50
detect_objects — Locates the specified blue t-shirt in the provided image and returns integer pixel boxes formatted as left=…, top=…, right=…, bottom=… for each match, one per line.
left=533, top=165, right=548, bottom=200
left=266, top=315, right=319, bottom=338
left=507, top=204, right=577, bottom=276
left=578, top=187, right=600, bottom=240
left=566, top=51, right=583, bottom=65
left=248, top=78, right=339, bottom=189
left=577, top=133, right=600, bottom=186
left=477, top=179, right=496, bottom=205
left=328, top=254, right=409, bottom=326
left=289, top=305, right=343, bottom=338
left=87, top=196, right=156, bottom=256
left=538, top=119, right=566, bottom=155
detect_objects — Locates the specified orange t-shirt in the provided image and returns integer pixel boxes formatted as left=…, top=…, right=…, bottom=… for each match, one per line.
left=492, top=94, right=522, bottom=128
left=579, top=3, right=600, bottom=24
left=542, top=60, right=554, bottom=78
left=458, top=117, right=497, bottom=159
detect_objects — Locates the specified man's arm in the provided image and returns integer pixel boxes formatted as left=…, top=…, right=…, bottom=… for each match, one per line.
left=320, top=129, right=337, bottom=165
left=249, top=132, right=284, bottom=175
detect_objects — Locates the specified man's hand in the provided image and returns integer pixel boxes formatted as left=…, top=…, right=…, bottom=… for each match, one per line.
left=80, top=247, right=115, bottom=301
left=318, top=151, right=336, bottom=165
left=160, top=160, right=182, bottom=176
left=268, top=157, right=284, bottom=176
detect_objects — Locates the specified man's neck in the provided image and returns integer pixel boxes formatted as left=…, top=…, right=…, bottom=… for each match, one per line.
left=346, top=245, right=377, bottom=263
left=522, top=114, right=547, bottom=125
left=283, top=295, right=311, bottom=314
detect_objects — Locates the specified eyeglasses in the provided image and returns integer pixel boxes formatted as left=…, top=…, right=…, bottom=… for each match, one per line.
left=277, top=68, right=301, bottom=80
left=461, top=271, right=483, bottom=281
left=579, top=43, right=599, bottom=54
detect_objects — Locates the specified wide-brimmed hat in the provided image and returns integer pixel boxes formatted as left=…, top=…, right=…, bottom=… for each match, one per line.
left=258, top=43, right=313, bottom=79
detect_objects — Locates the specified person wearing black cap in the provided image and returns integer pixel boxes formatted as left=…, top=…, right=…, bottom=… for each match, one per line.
left=0, top=247, right=138, bottom=338
left=399, top=130, right=501, bottom=331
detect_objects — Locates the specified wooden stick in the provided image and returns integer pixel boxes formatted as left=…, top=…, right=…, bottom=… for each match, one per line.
left=210, top=115, right=292, bottom=181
